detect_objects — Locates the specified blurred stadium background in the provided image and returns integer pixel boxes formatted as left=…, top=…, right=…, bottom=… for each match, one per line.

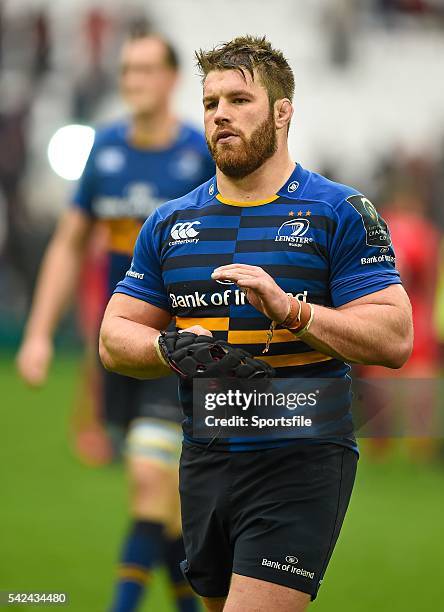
left=1, top=0, right=444, bottom=610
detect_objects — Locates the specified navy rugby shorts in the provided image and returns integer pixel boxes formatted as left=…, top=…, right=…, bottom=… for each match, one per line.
left=179, top=441, right=357, bottom=600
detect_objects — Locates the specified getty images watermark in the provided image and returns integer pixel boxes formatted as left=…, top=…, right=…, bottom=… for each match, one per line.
left=204, top=388, right=317, bottom=429
left=192, top=379, right=353, bottom=440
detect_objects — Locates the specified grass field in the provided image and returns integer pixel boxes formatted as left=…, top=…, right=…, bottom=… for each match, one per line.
left=1, top=355, right=443, bottom=611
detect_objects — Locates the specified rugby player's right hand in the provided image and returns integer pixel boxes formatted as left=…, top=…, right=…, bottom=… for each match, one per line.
left=16, top=336, right=54, bottom=387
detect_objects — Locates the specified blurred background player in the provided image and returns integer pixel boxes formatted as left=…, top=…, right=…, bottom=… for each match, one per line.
left=16, top=26, right=213, bottom=612
left=358, top=169, right=441, bottom=460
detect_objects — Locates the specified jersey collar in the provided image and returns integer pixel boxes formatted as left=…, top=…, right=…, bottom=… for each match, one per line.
left=211, top=162, right=310, bottom=207
left=215, top=193, right=279, bottom=207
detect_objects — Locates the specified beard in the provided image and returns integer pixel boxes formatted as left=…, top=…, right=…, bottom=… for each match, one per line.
left=206, top=109, right=277, bottom=179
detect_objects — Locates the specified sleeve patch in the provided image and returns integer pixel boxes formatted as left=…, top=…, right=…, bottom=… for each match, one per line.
left=345, top=195, right=391, bottom=248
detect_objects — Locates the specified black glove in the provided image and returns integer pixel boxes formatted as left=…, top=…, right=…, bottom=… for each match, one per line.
left=157, top=331, right=275, bottom=380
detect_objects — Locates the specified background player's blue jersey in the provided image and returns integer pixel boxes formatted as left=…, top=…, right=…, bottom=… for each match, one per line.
left=115, top=163, right=402, bottom=452
left=71, top=119, right=215, bottom=295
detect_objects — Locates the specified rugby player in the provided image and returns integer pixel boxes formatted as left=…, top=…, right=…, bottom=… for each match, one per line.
left=16, top=29, right=213, bottom=612
left=99, top=36, right=413, bottom=611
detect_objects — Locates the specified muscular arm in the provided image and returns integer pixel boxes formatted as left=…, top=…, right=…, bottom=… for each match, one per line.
left=212, top=264, right=413, bottom=369
left=99, top=293, right=173, bottom=379
left=99, top=294, right=212, bottom=379
left=16, top=208, right=93, bottom=385
left=300, top=284, right=413, bottom=368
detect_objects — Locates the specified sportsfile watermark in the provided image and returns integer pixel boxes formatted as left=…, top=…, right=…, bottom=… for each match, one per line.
left=192, top=378, right=444, bottom=440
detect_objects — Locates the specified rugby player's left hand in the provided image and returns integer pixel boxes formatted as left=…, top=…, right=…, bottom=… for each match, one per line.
left=212, top=264, right=289, bottom=323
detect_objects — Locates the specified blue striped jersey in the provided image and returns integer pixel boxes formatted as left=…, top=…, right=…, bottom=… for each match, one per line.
left=114, top=163, right=402, bottom=452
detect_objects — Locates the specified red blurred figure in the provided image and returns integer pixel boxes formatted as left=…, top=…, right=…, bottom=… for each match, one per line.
left=361, top=182, right=441, bottom=459
left=384, top=199, right=440, bottom=370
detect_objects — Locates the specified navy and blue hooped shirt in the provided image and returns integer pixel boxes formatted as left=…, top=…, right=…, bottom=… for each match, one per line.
left=71, top=119, right=215, bottom=295
left=114, top=163, right=402, bottom=452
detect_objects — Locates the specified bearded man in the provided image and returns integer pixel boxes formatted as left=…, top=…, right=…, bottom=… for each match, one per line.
left=99, top=36, right=413, bottom=612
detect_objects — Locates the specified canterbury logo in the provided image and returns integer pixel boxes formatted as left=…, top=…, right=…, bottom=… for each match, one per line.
left=171, top=221, right=201, bottom=240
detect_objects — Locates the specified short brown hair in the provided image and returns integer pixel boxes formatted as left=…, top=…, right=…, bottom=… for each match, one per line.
left=195, top=35, right=294, bottom=105
left=127, top=20, right=179, bottom=70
